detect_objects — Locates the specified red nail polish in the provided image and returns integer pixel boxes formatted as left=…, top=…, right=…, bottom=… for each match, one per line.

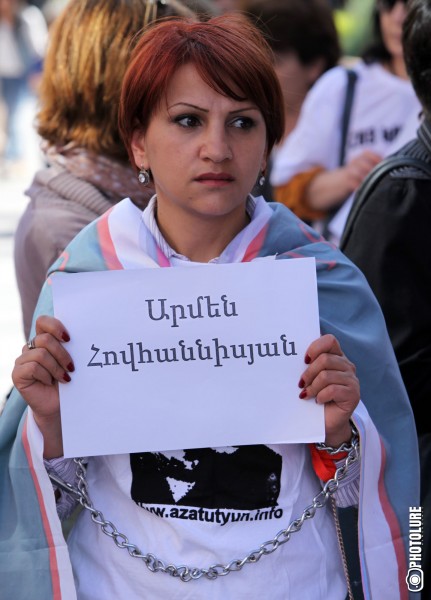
left=67, top=362, right=75, bottom=373
left=304, top=354, right=311, bottom=364
left=298, top=378, right=305, bottom=388
left=63, top=372, right=71, bottom=382
left=299, top=389, right=307, bottom=399
left=62, top=332, right=70, bottom=342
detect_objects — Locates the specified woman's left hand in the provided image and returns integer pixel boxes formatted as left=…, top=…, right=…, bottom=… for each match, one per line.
left=298, top=334, right=360, bottom=447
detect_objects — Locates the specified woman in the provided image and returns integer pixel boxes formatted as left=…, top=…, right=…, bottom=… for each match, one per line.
left=13, top=0, right=209, bottom=340
left=241, top=0, right=341, bottom=142
left=270, top=0, right=422, bottom=244
left=2, top=15, right=418, bottom=600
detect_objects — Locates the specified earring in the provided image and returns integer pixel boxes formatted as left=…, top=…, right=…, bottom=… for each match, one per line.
left=258, top=172, right=266, bottom=187
left=138, top=166, right=150, bottom=186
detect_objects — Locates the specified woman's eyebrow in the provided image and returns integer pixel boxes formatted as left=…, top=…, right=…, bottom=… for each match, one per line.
left=168, top=102, right=259, bottom=114
left=229, top=106, right=259, bottom=114
left=168, top=102, right=208, bottom=111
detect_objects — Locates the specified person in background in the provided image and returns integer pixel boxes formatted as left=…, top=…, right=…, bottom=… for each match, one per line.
left=0, top=0, right=47, bottom=170
left=242, top=0, right=341, bottom=144
left=13, top=0, right=212, bottom=341
left=241, top=0, right=341, bottom=201
left=270, top=0, right=421, bottom=244
left=2, top=14, right=418, bottom=599
left=341, top=0, right=431, bottom=596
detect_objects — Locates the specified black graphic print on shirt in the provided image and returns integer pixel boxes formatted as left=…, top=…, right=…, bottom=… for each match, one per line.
left=348, top=125, right=401, bottom=149
left=130, top=445, right=282, bottom=510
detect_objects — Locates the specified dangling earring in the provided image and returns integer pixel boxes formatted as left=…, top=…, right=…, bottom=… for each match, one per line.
left=258, top=172, right=266, bottom=187
left=138, top=165, right=150, bottom=186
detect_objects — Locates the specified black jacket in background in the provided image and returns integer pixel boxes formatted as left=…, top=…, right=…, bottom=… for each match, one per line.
left=341, top=121, right=431, bottom=436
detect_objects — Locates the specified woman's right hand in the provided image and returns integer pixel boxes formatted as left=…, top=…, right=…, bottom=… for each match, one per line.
left=12, top=315, right=74, bottom=458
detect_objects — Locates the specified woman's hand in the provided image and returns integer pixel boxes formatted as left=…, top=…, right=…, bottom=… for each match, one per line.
left=12, top=315, right=74, bottom=458
left=343, top=150, right=382, bottom=193
left=298, top=334, right=359, bottom=447
left=304, top=151, right=382, bottom=211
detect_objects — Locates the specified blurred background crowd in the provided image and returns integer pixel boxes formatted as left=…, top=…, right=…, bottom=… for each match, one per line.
left=0, top=0, right=376, bottom=179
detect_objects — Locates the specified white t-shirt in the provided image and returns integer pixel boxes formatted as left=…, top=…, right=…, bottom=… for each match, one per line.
left=270, top=61, right=422, bottom=243
left=67, top=446, right=347, bottom=600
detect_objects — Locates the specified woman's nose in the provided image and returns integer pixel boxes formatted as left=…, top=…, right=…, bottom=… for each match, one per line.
left=199, top=126, right=232, bottom=162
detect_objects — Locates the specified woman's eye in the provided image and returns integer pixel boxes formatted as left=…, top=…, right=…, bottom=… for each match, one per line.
left=230, top=117, right=254, bottom=129
left=174, top=115, right=201, bottom=128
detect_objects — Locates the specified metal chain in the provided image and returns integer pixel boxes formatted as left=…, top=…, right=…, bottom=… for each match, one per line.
left=315, top=427, right=359, bottom=455
left=54, top=429, right=359, bottom=583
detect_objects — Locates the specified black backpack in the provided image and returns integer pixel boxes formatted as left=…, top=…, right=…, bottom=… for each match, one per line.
left=340, top=154, right=431, bottom=249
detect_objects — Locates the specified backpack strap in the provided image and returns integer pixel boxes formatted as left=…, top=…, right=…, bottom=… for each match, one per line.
left=339, top=69, right=358, bottom=167
left=340, top=154, right=431, bottom=249
left=322, top=69, right=358, bottom=238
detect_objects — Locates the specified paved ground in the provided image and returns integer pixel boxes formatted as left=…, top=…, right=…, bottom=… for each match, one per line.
left=0, top=96, right=43, bottom=405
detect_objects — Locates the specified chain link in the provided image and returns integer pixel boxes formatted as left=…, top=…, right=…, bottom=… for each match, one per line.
left=315, top=425, right=359, bottom=456
left=55, top=429, right=359, bottom=582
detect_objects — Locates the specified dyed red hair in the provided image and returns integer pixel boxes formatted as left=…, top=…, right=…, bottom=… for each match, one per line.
left=118, top=14, right=285, bottom=168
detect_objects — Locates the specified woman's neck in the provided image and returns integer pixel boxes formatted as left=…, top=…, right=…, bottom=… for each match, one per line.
left=155, top=203, right=250, bottom=263
left=384, top=56, right=409, bottom=80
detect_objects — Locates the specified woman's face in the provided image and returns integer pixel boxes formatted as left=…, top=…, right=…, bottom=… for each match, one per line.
left=379, top=0, right=407, bottom=60
left=132, top=63, right=267, bottom=230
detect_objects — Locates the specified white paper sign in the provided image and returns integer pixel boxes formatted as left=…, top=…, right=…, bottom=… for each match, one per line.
left=52, top=257, right=323, bottom=457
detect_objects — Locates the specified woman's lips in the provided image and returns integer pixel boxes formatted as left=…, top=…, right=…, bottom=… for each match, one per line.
left=194, top=173, right=235, bottom=185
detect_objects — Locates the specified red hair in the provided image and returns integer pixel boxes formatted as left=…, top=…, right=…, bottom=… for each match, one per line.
left=119, top=14, right=285, bottom=168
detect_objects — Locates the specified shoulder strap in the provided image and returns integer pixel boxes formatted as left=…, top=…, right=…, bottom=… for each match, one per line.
left=321, top=69, right=358, bottom=238
left=340, top=154, right=431, bottom=249
left=339, top=69, right=358, bottom=167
